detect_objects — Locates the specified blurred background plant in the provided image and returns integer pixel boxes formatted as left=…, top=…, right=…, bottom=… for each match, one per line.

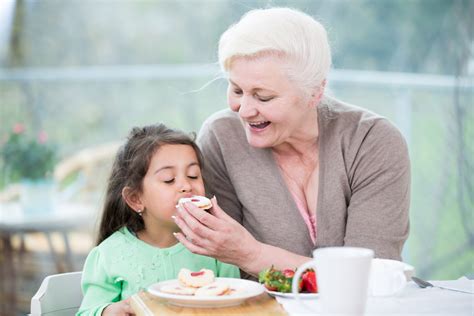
left=1, top=123, right=57, bottom=182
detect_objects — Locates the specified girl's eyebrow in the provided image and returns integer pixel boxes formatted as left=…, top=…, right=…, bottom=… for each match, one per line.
left=187, top=162, right=200, bottom=169
left=155, top=162, right=199, bottom=174
left=155, top=166, right=173, bottom=174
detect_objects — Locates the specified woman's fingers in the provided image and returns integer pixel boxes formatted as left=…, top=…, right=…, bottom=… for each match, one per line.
left=179, top=204, right=216, bottom=238
left=178, top=202, right=222, bottom=231
left=204, top=196, right=235, bottom=227
left=209, top=196, right=234, bottom=223
left=172, top=212, right=209, bottom=246
left=174, top=196, right=260, bottom=266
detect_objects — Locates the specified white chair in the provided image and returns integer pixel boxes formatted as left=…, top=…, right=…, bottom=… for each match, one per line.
left=30, top=271, right=83, bottom=316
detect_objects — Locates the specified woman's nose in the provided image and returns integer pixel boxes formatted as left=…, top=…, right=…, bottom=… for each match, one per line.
left=239, top=95, right=258, bottom=118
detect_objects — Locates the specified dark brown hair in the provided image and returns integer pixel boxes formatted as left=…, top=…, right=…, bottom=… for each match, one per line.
left=96, top=123, right=203, bottom=245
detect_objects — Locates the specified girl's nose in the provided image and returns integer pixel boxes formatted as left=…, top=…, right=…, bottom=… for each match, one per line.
left=179, top=178, right=192, bottom=193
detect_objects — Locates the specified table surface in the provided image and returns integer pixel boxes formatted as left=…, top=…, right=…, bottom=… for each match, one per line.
left=130, top=278, right=473, bottom=316
left=279, top=278, right=474, bottom=316
left=0, top=201, right=97, bottom=233
left=0, top=201, right=97, bottom=316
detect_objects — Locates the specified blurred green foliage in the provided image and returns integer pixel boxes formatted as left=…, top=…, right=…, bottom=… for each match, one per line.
left=1, top=123, right=57, bottom=181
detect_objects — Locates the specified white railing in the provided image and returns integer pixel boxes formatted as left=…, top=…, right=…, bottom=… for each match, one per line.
left=0, top=64, right=472, bottom=89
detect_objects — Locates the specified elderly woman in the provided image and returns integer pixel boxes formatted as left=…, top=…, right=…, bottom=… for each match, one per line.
left=174, top=7, right=410, bottom=279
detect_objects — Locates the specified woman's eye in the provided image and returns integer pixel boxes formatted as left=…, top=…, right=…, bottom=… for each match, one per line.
left=164, top=179, right=175, bottom=184
left=188, top=176, right=199, bottom=180
left=257, top=95, right=274, bottom=102
left=233, top=89, right=243, bottom=95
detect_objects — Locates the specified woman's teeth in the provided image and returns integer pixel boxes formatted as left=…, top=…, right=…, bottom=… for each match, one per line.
left=249, top=121, right=270, bottom=129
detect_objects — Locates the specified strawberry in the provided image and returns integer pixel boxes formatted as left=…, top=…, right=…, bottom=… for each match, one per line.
left=301, top=269, right=318, bottom=293
left=282, top=268, right=295, bottom=278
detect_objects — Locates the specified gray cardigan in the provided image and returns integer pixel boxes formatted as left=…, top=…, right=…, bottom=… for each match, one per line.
left=198, top=96, right=410, bottom=268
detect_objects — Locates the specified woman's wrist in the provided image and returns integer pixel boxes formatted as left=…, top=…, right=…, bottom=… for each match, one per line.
left=239, top=242, right=313, bottom=276
left=237, top=239, right=264, bottom=276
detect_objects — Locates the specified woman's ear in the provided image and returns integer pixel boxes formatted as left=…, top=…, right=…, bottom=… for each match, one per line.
left=309, top=79, right=326, bottom=107
left=318, top=79, right=327, bottom=99
left=122, top=186, right=144, bottom=214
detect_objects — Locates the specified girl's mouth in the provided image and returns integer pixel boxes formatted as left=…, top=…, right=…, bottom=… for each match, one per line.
left=248, top=121, right=271, bottom=131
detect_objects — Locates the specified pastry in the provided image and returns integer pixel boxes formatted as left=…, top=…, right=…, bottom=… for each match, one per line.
left=178, top=268, right=215, bottom=288
left=194, top=282, right=230, bottom=296
left=160, top=284, right=197, bottom=295
left=178, top=195, right=212, bottom=210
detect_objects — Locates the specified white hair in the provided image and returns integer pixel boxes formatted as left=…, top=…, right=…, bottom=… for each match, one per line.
left=218, top=7, right=332, bottom=94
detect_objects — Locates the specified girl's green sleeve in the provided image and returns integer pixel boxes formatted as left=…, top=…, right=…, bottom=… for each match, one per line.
left=76, top=247, right=121, bottom=316
left=216, top=260, right=241, bottom=278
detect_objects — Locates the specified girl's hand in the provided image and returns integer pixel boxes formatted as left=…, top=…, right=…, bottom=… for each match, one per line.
left=102, top=298, right=135, bottom=316
left=173, top=197, right=262, bottom=272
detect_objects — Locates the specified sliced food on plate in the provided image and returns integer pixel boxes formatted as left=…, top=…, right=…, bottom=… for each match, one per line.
left=147, top=268, right=265, bottom=308
left=258, top=266, right=318, bottom=295
left=160, top=269, right=242, bottom=297
left=160, top=268, right=234, bottom=297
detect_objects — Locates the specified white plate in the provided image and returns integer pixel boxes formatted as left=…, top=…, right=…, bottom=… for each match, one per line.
left=147, top=277, right=265, bottom=308
left=266, top=290, right=318, bottom=299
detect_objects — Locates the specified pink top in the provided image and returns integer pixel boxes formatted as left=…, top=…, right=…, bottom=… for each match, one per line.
left=274, top=154, right=318, bottom=245
left=287, top=186, right=317, bottom=245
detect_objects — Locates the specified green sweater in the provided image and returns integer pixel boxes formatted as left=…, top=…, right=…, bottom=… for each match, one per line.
left=77, top=227, right=240, bottom=315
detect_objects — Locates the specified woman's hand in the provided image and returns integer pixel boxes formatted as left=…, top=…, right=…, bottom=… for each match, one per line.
left=173, top=197, right=262, bottom=271
left=102, top=298, right=135, bottom=316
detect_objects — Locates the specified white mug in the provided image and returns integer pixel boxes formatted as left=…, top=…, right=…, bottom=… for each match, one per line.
left=292, top=247, right=374, bottom=316
left=369, top=258, right=408, bottom=296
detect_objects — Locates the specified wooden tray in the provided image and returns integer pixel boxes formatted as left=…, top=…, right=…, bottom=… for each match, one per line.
left=130, top=291, right=287, bottom=315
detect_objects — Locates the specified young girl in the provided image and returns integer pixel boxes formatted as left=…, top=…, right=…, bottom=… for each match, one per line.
left=77, top=124, right=240, bottom=315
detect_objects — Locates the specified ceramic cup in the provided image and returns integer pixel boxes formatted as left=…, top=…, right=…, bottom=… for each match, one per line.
left=369, top=258, right=409, bottom=296
left=292, top=247, right=374, bottom=316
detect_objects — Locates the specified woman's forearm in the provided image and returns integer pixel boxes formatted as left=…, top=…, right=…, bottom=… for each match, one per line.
left=238, top=241, right=312, bottom=277
left=174, top=200, right=313, bottom=276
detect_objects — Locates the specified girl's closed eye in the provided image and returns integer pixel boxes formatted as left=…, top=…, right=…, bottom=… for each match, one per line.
left=164, top=178, right=175, bottom=184
left=187, top=164, right=201, bottom=180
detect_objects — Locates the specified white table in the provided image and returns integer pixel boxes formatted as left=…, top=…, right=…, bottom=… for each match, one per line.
left=0, top=201, right=96, bottom=229
left=0, top=201, right=97, bottom=316
left=0, top=202, right=97, bottom=270
left=278, top=278, right=474, bottom=315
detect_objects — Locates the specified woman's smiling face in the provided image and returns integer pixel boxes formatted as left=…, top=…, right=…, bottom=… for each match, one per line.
left=227, top=54, right=317, bottom=149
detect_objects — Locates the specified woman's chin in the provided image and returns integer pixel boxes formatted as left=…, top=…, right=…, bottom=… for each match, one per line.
left=245, top=134, right=272, bottom=148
